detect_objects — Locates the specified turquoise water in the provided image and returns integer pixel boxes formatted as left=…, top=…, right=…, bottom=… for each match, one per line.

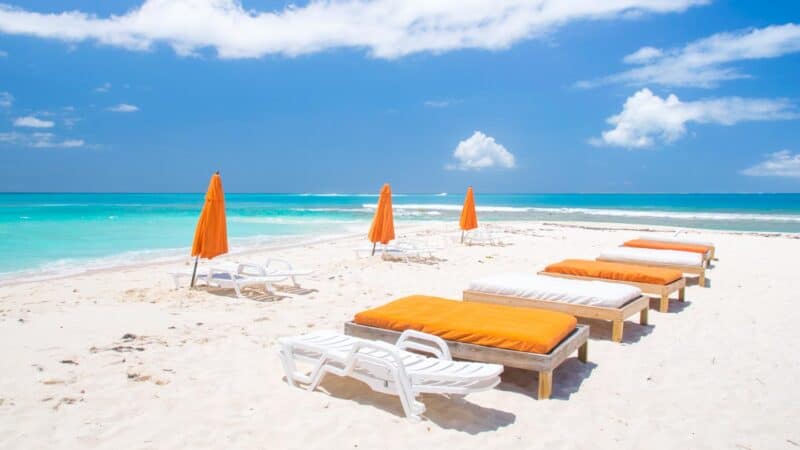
left=1, top=193, right=799, bottom=281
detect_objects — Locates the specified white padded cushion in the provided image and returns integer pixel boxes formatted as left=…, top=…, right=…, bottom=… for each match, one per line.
left=468, top=273, right=641, bottom=308
left=639, top=234, right=714, bottom=247
left=599, top=246, right=704, bottom=267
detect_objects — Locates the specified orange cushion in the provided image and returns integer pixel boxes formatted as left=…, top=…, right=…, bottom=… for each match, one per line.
left=623, top=239, right=711, bottom=255
left=544, top=259, right=682, bottom=285
left=353, top=295, right=577, bottom=354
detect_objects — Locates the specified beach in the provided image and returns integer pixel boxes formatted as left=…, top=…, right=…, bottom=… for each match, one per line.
left=1, top=220, right=798, bottom=449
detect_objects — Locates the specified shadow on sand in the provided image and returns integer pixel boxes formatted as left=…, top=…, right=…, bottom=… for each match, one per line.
left=580, top=317, right=654, bottom=344
left=495, top=358, right=598, bottom=401
left=647, top=297, right=692, bottom=314
left=296, top=375, right=517, bottom=433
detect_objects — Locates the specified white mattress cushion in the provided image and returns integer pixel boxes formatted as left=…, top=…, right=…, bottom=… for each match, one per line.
left=468, top=273, right=641, bottom=308
left=639, top=234, right=714, bottom=247
left=599, top=246, right=704, bottom=267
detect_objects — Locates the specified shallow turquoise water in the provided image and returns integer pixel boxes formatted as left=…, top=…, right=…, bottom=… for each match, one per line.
left=1, top=193, right=798, bottom=280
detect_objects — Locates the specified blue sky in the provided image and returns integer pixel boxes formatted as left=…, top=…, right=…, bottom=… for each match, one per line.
left=0, top=0, right=799, bottom=193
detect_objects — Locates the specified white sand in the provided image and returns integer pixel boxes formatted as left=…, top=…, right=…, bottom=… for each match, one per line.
left=1, top=221, right=799, bottom=449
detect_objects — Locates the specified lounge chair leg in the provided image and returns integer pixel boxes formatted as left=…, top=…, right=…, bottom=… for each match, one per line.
left=659, top=293, right=669, bottom=313
left=639, top=308, right=649, bottom=326
left=578, top=342, right=588, bottom=363
left=537, top=370, right=553, bottom=400
left=611, top=320, right=624, bottom=342
left=679, top=287, right=686, bottom=302
left=699, top=272, right=706, bottom=287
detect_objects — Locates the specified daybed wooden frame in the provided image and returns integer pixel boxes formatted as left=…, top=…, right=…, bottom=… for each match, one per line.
left=596, top=256, right=706, bottom=287
left=344, top=321, right=590, bottom=400
left=538, top=270, right=686, bottom=313
left=462, top=290, right=649, bottom=343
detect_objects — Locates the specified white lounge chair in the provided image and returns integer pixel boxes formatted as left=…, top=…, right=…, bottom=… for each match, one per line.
left=235, top=259, right=313, bottom=287
left=278, top=329, right=503, bottom=421
left=356, top=241, right=442, bottom=261
left=183, top=262, right=283, bottom=297
left=463, top=228, right=497, bottom=246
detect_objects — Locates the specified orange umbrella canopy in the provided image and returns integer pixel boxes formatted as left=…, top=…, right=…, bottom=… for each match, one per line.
left=459, top=186, right=478, bottom=231
left=368, top=183, right=395, bottom=245
left=191, top=172, right=228, bottom=260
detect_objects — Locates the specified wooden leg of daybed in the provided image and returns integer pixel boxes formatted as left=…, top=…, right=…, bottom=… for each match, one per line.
left=538, top=370, right=553, bottom=400
left=679, top=287, right=685, bottom=301
left=640, top=308, right=649, bottom=326
left=699, top=272, right=706, bottom=287
left=611, top=320, right=624, bottom=342
left=659, top=292, right=669, bottom=313
left=578, top=342, right=588, bottom=363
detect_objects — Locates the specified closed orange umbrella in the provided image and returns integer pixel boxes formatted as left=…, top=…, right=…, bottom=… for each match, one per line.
left=368, top=183, right=395, bottom=255
left=459, top=186, right=478, bottom=243
left=190, top=172, right=228, bottom=286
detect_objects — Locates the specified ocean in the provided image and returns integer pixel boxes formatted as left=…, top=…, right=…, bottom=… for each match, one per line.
left=1, top=193, right=798, bottom=282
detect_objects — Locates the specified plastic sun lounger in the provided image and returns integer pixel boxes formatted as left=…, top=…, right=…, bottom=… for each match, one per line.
left=238, top=258, right=314, bottom=287
left=538, top=259, right=686, bottom=313
left=462, top=273, right=649, bottom=342
left=463, top=228, right=497, bottom=246
left=356, top=241, right=442, bottom=261
left=278, top=329, right=503, bottom=422
left=345, top=295, right=590, bottom=399
left=598, top=247, right=708, bottom=287
left=191, top=262, right=283, bottom=297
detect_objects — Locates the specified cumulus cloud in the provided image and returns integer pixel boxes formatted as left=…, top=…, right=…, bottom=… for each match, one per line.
left=13, top=115, right=55, bottom=128
left=0, top=131, right=84, bottom=148
left=591, top=88, right=796, bottom=149
left=448, top=131, right=515, bottom=170
left=107, top=103, right=139, bottom=112
left=741, top=150, right=800, bottom=178
left=95, top=82, right=111, bottom=93
left=580, top=23, right=800, bottom=88
left=0, top=91, right=12, bottom=108
left=0, top=0, right=706, bottom=59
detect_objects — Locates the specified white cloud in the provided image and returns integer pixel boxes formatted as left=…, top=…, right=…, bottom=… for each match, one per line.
left=424, top=99, right=459, bottom=108
left=448, top=131, right=515, bottom=170
left=0, top=91, right=12, bottom=108
left=107, top=103, right=139, bottom=112
left=0, top=49, right=6, bottom=57
left=13, top=115, right=55, bottom=128
left=95, top=82, right=111, bottom=93
left=0, top=131, right=85, bottom=148
left=591, top=88, right=796, bottom=149
left=741, top=150, right=800, bottom=178
left=0, top=0, right=706, bottom=59
left=622, top=46, right=663, bottom=64
left=581, top=23, right=800, bottom=88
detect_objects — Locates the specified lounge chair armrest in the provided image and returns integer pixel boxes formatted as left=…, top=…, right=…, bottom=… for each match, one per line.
left=396, top=330, right=452, bottom=360
left=237, top=262, right=266, bottom=276
left=265, top=258, right=293, bottom=272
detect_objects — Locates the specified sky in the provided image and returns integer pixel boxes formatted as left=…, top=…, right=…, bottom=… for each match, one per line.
left=0, top=0, right=799, bottom=193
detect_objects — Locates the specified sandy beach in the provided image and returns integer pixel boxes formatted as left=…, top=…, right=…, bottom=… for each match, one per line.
left=1, top=221, right=799, bottom=449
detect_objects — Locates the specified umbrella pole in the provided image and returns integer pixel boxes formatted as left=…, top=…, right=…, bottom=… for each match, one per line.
left=190, top=256, right=199, bottom=288
left=371, top=242, right=377, bottom=256
left=461, top=230, right=465, bottom=243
